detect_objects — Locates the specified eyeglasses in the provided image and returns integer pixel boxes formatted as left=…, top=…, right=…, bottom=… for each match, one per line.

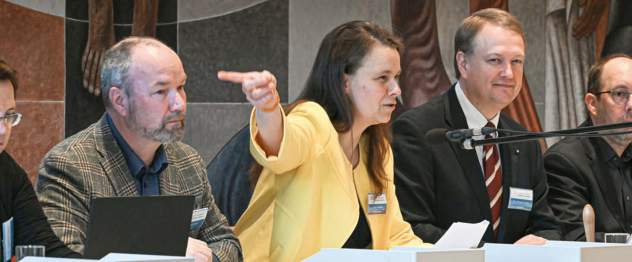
left=0, top=113, right=22, bottom=127
left=596, top=89, right=632, bottom=105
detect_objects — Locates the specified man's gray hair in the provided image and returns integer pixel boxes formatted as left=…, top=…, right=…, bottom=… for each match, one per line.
left=100, top=37, right=164, bottom=108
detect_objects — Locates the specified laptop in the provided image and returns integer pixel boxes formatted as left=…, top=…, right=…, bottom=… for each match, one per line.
left=83, top=195, right=195, bottom=259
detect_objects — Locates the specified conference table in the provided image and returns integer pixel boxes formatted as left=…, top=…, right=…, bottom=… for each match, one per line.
left=17, top=241, right=632, bottom=262
left=304, top=241, right=632, bottom=262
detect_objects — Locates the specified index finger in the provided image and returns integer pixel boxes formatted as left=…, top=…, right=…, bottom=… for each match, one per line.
left=217, top=71, right=246, bottom=83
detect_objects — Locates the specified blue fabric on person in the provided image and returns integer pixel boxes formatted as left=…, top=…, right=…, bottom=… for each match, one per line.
left=107, top=115, right=167, bottom=196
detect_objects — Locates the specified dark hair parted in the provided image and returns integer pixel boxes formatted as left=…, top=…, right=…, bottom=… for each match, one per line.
left=101, top=36, right=166, bottom=108
left=587, top=54, right=632, bottom=95
left=250, top=21, right=404, bottom=194
left=0, top=61, right=18, bottom=97
left=453, top=8, right=524, bottom=79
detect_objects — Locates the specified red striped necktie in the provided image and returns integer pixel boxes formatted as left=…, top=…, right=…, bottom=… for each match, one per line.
left=483, top=122, right=502, bottom=239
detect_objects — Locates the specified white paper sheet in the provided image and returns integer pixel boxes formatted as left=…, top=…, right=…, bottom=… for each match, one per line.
left=434, top=220, right=489, bottom=248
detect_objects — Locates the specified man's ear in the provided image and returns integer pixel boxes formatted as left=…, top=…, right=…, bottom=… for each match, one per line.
left=456, top=51, right=468, bottom=80
left=110, top=87, right=129, bottom=116
left=585, top=93, right=598, bottom=118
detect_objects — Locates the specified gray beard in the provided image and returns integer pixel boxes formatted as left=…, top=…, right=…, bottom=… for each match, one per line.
left=594, top=116, right=632, bottom=150
left=128, top=103, right=185, bottom=144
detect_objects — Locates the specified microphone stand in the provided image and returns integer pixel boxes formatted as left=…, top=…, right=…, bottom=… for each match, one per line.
left=461, top=121, right=632, bottom=150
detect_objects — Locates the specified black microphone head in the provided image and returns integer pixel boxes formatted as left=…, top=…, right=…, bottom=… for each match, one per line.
left=481, top=126, right=496, bottom=135
left=425, top=128, right=449, bottom=146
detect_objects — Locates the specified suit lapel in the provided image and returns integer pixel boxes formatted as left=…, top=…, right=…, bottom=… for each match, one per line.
left=444, top=87, right=492, bottom=222
left=94, top=114, right=139, bottom=197
left=585, top=137, right=626, bottom=231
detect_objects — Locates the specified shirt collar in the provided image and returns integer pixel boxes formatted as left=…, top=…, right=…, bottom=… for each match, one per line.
left=455, top=82, right=500, bottom=130
left=594, top=136, right=621, bottom=164
left=106, top=114, right=169, bottom=177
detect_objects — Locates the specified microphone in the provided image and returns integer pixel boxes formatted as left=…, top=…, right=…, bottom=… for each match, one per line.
left=445, top=127, right=496, bottom=142
left=424, top=127, right=496, bottom=145
left=425, top=128, right=449, bottom=146
left=425, top=121, right=632, bottom=150
left=461, top=121, right=632, bottom=150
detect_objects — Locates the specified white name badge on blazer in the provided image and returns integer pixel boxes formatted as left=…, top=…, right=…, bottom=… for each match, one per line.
left=507, top=187, right=533, bottom=211
left=190, top=208, right=208, bottom=230
left=367, top=193, right=387, bottom=215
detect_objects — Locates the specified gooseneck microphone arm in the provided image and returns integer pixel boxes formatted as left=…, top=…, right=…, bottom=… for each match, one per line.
left=461, top=121, right=632, bottom=150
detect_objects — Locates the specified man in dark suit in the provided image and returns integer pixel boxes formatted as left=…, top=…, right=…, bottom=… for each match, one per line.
left=37, top=37, right=242, bottom=262
left=545, top=54, right=632, bottom=242
left=392, top=8, right=563, bottom=245
left=0, top=61, right=80, bottom=259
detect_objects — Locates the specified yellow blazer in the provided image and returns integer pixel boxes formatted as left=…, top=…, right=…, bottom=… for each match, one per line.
left=234, top=102, right=429, bottom=262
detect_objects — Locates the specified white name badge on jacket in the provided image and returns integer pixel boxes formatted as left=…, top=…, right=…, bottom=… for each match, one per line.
left=190, top=208, right=208, bottom=230
left=508, top=187, right=533, bottom=211
left=367, top=193, right=387, bottom=215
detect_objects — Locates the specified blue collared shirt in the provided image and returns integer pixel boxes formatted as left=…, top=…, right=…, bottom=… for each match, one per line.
left=107, top=115, right=219, bottom=261
left=107, top=114, right=168, bottom=196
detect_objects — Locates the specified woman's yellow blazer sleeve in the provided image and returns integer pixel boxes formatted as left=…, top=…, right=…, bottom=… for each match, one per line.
left=249, top=101, right=333, bottom=174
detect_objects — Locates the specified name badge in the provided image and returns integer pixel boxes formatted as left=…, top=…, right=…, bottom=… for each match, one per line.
left=190, top=208, right=208, bottom=230
left=507, top=187, right=533, bottom=211
left=367, top=193, right=387, bottom=215
left=2, top=217, right=14, bottom=262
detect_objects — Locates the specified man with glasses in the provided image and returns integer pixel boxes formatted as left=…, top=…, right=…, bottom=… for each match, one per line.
left=0, top=61, right=80, bottom=258
left=546, top=54, right=632, bottom=242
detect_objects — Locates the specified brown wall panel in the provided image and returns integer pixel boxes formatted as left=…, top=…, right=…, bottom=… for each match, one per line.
left=5, top=102, right=64, bottom=185
left=0, top=1, right=65, bottom=102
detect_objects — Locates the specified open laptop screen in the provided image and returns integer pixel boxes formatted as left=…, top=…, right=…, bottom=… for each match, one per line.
left=83, top=195, right=194, bottom=259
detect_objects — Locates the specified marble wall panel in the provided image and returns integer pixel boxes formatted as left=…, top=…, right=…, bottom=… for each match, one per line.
left=178, top=0, right=266, bottom=22
left=535, top=102, right=544, bottom=123
left=288, top=0, right=392, bottom=101
left=436, top=0, right=470, bottom=83
left=5, top=102, right=64, bottom=184
left=6, top=0, right=65, bottom=18
left=181, top=103, right=253, bottom=165
left=0, top=1, right=65, bottom=102
left=178, top=0, right=289, bottom=103
left=510, top=0, right=546, bottom=111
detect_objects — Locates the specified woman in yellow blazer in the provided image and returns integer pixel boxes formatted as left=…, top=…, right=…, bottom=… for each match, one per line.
left=218, top=21, right=430, bottom=262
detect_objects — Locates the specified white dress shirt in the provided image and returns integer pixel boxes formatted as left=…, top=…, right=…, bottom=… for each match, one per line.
left=455, top=82, right=501, bottom=174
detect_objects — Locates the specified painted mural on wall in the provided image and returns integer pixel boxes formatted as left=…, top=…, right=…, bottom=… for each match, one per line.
left=1, top=0, right=628, bottom=182
left=81, top=0, right=159, bottom=96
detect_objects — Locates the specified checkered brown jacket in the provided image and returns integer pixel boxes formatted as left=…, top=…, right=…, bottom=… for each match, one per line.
left=36, top=114, right=242, bottom=262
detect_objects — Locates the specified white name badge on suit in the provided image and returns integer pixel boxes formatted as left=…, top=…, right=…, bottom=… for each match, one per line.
left=190, top=208, right=208, bottom=230
left=508, top=188, right=533, bottom=211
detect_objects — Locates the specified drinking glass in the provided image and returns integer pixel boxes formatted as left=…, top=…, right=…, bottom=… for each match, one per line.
left=15, top=245, right=44, bottom=262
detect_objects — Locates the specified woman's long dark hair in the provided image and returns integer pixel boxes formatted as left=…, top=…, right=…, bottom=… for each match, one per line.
left=250, top=21, right=404, bottom=193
